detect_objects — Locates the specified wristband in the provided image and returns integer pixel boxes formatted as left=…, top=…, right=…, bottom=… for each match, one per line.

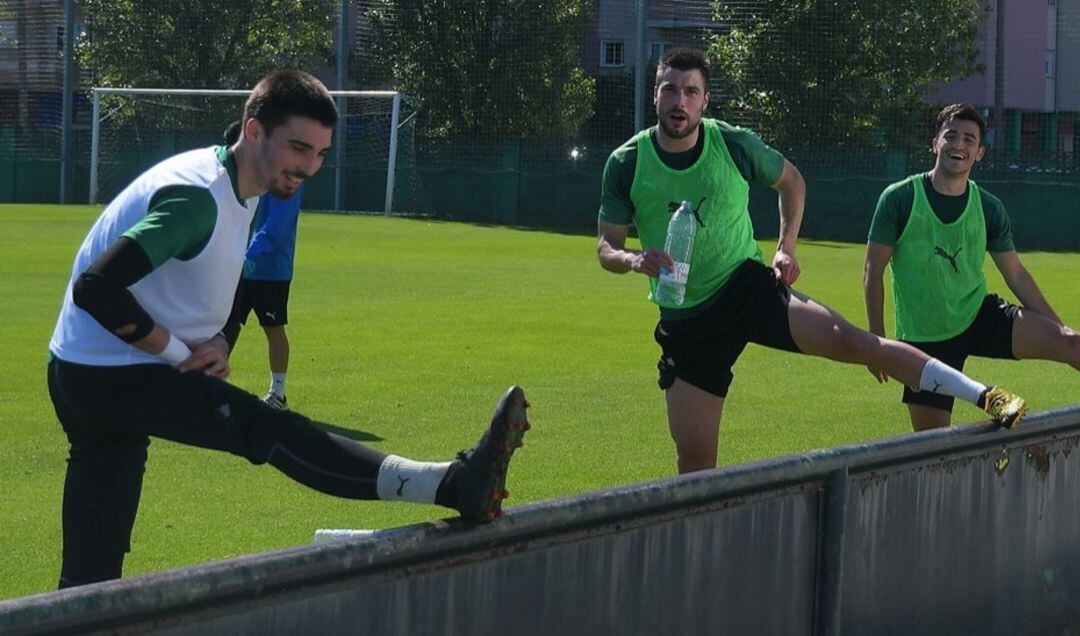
left=158, top=334, right=193, bottom=367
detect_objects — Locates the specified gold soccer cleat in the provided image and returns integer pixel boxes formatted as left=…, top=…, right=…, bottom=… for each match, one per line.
left=982, top=386, right=1027, bottom=429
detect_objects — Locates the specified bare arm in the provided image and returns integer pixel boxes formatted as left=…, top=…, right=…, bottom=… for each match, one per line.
left=770, top=159, right=806, bottom=285
left=597, top=219, right=673, bottom=277
left=991, top=250, right=1062, bottom=324
left=863, top=241, right=894, bottom=337
left=863, top=241, right=894, bottom=383
left=132, top=325, right=228, bottom=377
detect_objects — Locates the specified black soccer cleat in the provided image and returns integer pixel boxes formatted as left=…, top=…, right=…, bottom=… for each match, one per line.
left=436, top=386, right=531, bottom=522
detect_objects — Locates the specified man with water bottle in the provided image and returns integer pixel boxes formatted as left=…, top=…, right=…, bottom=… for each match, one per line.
left=596, top=48, right=1026, bottom=474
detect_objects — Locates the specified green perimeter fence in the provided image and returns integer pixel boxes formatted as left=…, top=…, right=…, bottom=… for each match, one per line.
left=2, top=1, right=1079, bottom=248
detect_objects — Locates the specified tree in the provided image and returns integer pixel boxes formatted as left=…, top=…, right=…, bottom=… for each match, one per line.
left=76, top=0, right=336, bottom=88
left=365, top=0, right=595, bottom=138
left=708, top=0, right=986, bottom=153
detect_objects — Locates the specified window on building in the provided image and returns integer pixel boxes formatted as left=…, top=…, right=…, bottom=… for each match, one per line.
left=0, top=20, right=15, bottom=48
left=55, top=23, right=89, bottom=51
left=1046, top=50, right=1056, bottom=78
left=601, top=40, right=624, bottom=68
left=650, top=41, right=670, bottom=63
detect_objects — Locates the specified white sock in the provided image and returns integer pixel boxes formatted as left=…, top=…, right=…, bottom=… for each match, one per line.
left=918, top=358, right=986, bottom=405
left=270, top=372, right=287, bottom=397
left=375, top=455, right=452, bottom=504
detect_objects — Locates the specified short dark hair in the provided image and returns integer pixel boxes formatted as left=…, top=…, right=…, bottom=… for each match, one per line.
left=936, top=103, right=986, bottom=144
left=223, top=119, right=242, bottom=146
left=657, top=48, right=710, bottom=87
left=242, top=70, right=338, bottom=136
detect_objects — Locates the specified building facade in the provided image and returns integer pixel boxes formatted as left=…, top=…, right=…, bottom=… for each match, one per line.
left=933, top=0, right=1079, bottom=157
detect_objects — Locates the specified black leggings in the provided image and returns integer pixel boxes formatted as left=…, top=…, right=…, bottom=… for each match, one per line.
left=46, top=357, right=388, bottom=588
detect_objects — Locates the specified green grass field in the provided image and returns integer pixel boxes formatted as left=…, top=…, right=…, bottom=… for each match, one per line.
left=2, top=203, right=1077, bottom=599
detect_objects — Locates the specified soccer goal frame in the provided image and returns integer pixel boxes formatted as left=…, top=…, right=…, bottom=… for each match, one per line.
left=88, top=87, right=403, bottom=213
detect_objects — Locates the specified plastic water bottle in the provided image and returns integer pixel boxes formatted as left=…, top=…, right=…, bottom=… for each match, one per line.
left=313, top=528, right=379, bottom=543
left=654, top=200, right=697, bottom=306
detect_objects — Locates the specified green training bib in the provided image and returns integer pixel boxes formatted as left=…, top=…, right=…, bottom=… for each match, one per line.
left=890, top=175, right=987, bottom=341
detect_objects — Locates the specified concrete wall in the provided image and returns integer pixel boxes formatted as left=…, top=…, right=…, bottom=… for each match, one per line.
left=2, top=406, right=1079, bottom=636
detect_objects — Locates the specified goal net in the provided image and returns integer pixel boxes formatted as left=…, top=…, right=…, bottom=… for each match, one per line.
left=88, top=88, right=419, bottom=214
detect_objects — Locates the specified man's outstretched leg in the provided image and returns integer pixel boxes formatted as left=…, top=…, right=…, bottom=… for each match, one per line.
left=51, top=359, right=533, bottom=589
left=1013, top=306, right=1080, bottom=372
left=135, top=369, right=533, bottom=522
left=786, top=290, right=1027, bottom=428
left=196, top=381, right=532, bottom=522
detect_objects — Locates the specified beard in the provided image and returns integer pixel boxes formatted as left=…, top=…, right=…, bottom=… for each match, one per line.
left=268, top=183, right=297, bottom=198
left=657, top=110, right=700, bottom=141
left=267, top=170, right=307, bottom=199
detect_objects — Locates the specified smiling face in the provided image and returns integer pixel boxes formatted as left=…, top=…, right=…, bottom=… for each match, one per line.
left=654, top=66, right=710, bottom=144
left=245, top=115, right=333, bottom=198
left=932, top=117, right=985, bottom=178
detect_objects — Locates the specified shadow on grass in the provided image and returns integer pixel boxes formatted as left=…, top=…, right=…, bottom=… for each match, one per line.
left=796, top=239, right=860, bottom=250
left=312, top=420, right=384, bottom=443
left=307, top=208, right=599, bottom=239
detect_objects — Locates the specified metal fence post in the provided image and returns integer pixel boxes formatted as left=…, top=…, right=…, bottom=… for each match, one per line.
left=384, top=92, right=400, bottom=215
left=334, top=0, right=348, bottom=211
left=634, top=0, right=646, bottom=133
left=813, top=467, right=849, bottom=636
left=59, top=0, right=76, bottom=204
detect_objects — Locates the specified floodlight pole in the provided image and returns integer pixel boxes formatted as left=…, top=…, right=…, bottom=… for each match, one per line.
left=334, top=0, right=349, bottom=212
left=59, top=0, right=76, bottom=204
left=88, top=89, right=100, bottom=205
left=634, top=0, right=646, bottom=133
left=993, top=0, right=1005, bottom=153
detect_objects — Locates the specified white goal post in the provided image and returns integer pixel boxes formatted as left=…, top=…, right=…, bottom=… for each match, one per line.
left=88, top=87, right=403, bottom=214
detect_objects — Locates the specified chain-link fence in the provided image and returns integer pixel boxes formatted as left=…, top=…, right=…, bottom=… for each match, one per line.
left=2, top=1, right=1078, bottom=241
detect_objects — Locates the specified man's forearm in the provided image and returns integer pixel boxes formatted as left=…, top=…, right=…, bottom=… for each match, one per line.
left=1010, top=270, right=1061, bottom=323
left=776, top=187, right=805, bottom=253
left=598, top=245, right=637, bottom=274
left=863, top=273, right=887, bottom=336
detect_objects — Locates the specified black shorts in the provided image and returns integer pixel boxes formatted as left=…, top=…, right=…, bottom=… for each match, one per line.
left=238, top=279, right=291, bottom=327
left=655, top=259, right=801, bottom=398
left=902, top=294, right=1019, bottom=412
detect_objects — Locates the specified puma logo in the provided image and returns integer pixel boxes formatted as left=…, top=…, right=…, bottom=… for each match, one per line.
left=933, top=246, right=963, bottom=273
left=264, top=311, right=277, bottom=320
left=667, top=197, right=708, bottom=228
left=396, top=475, right=410, bottom=496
